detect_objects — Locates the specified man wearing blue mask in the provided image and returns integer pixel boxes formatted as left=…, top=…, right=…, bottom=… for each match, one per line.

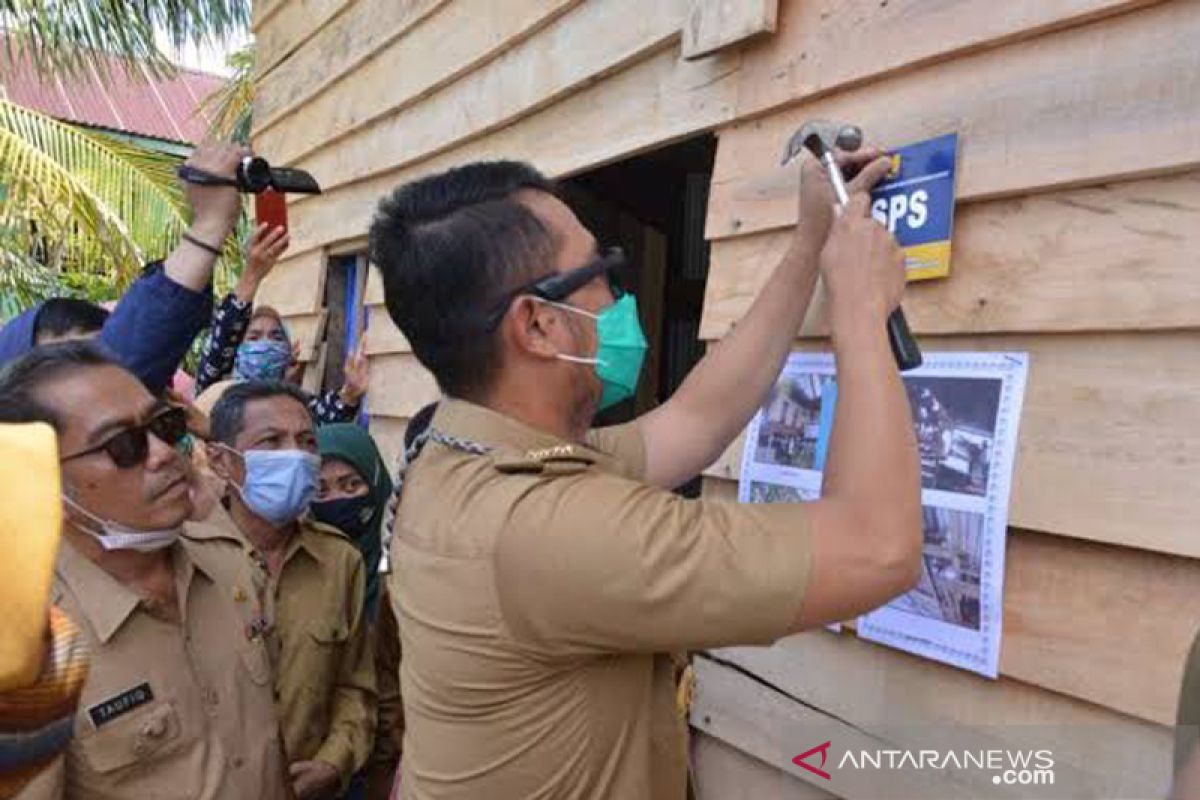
left=369, top=155, right=922, bottom=799
left=197, top=382, right=377, bottom=800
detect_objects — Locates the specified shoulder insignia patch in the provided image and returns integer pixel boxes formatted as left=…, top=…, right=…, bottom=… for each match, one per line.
left=526, top=444, right=577, bottom=461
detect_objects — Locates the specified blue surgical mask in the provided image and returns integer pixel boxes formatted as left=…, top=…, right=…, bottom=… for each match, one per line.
left=234, top=340, right=291, bottom=382
left=545, top=294, right=648, bottom=410
left=222, top=447, right=320, bottom=526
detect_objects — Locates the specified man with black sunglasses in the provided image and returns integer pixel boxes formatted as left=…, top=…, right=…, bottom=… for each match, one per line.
left=0, top=342, right=292, bottom=800
left=369, top=153, right=921, bottom=799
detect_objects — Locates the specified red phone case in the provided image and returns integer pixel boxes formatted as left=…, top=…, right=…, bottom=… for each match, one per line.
left=255, top=189, right=288, bottom=233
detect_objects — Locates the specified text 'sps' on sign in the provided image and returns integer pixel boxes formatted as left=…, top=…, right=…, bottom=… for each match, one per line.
left=869, top=132, right=959, bottom=281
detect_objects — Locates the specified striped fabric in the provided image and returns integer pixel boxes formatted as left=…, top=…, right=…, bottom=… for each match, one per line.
left=0, top=606, right=90, bottom=798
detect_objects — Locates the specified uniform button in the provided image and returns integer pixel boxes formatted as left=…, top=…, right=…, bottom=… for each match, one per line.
left=231, top=755, right=245, bottom=769
left=140, top=717, right=167, bottom=739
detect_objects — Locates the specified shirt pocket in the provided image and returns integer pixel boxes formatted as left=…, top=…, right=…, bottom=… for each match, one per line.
left=77, top=701, right=181, bottom=774
left=303, top=621, right=350, bottom=694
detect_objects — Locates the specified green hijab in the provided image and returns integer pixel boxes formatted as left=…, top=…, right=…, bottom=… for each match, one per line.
left=316, top=423, right=393, bottom=621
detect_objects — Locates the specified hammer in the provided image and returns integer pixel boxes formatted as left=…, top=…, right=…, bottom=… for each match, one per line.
left=782, top=121, right=923, bottom=371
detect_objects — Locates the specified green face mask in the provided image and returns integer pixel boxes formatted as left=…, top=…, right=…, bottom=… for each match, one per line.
left=548, top=294, right=648, bottom=411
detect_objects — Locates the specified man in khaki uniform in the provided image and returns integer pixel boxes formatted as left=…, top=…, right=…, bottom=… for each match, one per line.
left=0, top=343, right=291, bottom=800
left=369, top=152, right=923, bottom=798
left=204, top=381, right=376, bottom=800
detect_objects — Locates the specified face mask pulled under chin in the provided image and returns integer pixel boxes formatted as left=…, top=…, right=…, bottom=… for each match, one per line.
left=63, top=495, right=182, bottom=553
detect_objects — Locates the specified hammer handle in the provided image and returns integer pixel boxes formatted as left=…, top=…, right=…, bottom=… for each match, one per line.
left=819, top=153, right=923, bottom=371
left=887, top=308, right=922, bottom=371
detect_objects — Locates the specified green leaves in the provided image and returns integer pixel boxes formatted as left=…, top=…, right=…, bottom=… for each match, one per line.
left=202, top=42, right=255, bottom=144
left=0, top=0, right=250, bottom=80
left=0, top=99, right=187, bottom=301
left=0, top=0, right=253, bottom=316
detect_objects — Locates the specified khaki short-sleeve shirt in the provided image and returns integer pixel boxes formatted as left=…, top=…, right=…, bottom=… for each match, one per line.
left=188, top=510, right=377, bottom=790
left=390, top=400, right=813, bottom=800
left=18, top=535, right=290, bottom=800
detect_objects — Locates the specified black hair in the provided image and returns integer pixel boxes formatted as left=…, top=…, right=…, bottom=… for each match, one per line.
left=368, top=160, right=557, bottom=400
left=404, top=401, right=438, bottom=451
left=0, top=341, right=118, bottom=432
left=209, top=380, right=314, bottom=445
left=35, top=298, right=110, bottom=343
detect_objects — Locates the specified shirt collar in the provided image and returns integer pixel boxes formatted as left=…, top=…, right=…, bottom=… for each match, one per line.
left=185, top=504, right=326, bottom=567
left=287, top=519, right=330, bottom=566
left=55, top=537, right=205, bottom=645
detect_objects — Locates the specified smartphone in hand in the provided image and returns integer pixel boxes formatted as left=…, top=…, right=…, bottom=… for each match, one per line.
left=254, top=189, right=288, bottom=233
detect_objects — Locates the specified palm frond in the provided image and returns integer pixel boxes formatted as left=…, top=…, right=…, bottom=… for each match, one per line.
left=0, top=99, right=188, bottom=294
left=200, top=42, right=255, bottom=143
left=0, top=0, right=250, bottom=80
left=0, top=248, right=67, bottom=320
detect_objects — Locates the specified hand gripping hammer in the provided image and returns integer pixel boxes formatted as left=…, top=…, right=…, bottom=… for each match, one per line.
left=782, top=121, right=923, bottom=371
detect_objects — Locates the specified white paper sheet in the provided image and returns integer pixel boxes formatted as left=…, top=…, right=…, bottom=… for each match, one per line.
left=738, top=352, right=1029, bottom=677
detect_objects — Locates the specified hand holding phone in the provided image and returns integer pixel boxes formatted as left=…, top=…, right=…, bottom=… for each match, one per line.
left=255, top=188, right=288, bottom=233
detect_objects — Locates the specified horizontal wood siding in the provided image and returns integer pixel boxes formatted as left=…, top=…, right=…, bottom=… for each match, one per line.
left=252, top=0, right=1200, bottom=794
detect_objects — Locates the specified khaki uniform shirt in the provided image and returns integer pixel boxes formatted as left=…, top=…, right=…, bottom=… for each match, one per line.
left=1176, top=626, right=1200, bottom=772
left=189, top=509, right=377, bottom=790
left=390, top=400, right=813, bottom=800
left=366, top=582, right=403, bottom=790
left=18, top=534, right=290, bottom=800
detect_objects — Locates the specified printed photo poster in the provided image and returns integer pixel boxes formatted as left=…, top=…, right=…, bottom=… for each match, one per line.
left=738, top=353, right=837, bottom=505
left=738, top=354, right=837, bottom=629
left=738, top=352, right=1029, bottom=678
left=858, top=352, right=1028, bottom=678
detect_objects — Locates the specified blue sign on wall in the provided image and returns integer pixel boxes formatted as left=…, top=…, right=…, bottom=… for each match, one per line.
left=870, top=132, right=959, bottom=281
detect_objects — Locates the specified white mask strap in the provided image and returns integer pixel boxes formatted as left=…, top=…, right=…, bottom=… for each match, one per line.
left=557, top=353, right=599, bottom=366
left=536, top=297, right=598, bottom=320
left=535, top=297, right=603, bottom=366
left=62, top=494, right=107, bottom=538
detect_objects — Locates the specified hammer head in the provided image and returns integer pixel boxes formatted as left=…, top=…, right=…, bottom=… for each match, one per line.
left=781, top=120, right=863, bottom=166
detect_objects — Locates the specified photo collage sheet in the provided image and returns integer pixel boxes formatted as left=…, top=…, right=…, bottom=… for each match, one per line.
left=738, top=352, right=1029, bottom=677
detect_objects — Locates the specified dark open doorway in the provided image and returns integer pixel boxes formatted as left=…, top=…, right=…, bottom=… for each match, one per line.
left=560, top=134, right=717, bottom=495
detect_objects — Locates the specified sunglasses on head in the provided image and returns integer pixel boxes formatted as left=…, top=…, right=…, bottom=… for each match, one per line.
left=484, top=246, right=627, bottom=330
left=60, top=406, right=192, bottom=469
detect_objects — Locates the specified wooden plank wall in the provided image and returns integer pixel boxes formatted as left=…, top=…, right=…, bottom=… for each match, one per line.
left=690, top=0, right=1200, bottom=794
left=251, top=0, right=1200, bottom=795
left=252, top=0, right=720, bottom=461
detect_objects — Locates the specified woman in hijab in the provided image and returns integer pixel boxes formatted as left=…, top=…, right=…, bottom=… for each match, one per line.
left=312, top=423, right=393, bottom=621
left=313, top=423, right=399, bottom=800
left=191, top=224, right=368, bottom=424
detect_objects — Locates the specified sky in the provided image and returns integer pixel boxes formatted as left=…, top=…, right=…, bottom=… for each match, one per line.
left=154, top=28, right=250, bottom=76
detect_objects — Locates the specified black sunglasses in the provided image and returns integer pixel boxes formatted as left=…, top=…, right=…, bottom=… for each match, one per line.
left=484, top=247, right=627, bottom=330
left=60, top=406, right=191, bottom=469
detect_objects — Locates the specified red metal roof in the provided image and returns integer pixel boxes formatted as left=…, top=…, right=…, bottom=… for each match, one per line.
left=0, top=42, right=226, bottom=144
